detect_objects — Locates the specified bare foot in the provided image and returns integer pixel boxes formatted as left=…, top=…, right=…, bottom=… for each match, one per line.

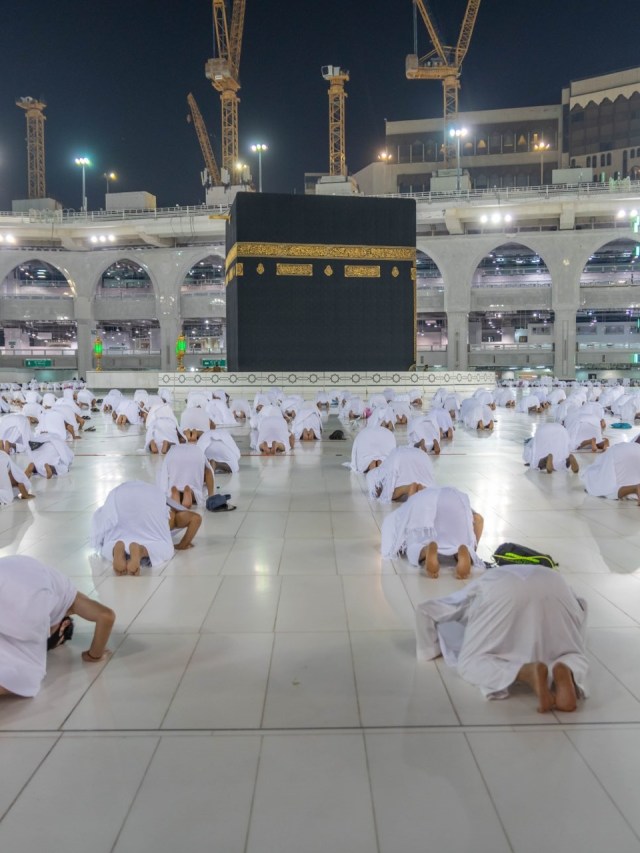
left=425, top=541, right=439, bottom=578
left=553, top=662, right=578, bottom=712
left=433, top=439, right=440, bottom=455
left=113, top=541, right=127, bottom=575
left=455, top=545, right=471, bottom=579
left=128, top=543, right=143, bottom=575
left=568, top=454, right=579, bottom=473
left=546, top=454, right=554, bottom=474
left=181, top=486, right=193, bottom=509
left=517, top=662, right=553, bottom=713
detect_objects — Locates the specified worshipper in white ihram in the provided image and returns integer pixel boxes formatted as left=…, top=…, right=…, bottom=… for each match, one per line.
left=254, top=415, right=295, bottom=454
left=0, top=413, right=32, bottom=454
left=0, top=556, right=115, bottom=697
left=381, top=486, right=484, bottom=579
left=581, top=441, right=640, bottom=502
left=24, top=435, right=74, bottom=479
left=407, top=416, right=441, bottom=455
left=415, top=563, right=588, bottom=713
left=91, top=481, right=202, bottom=575
left=197, top=429, right=241, bottom=473
left=366, top=446, right=436, bottom=503
left=0, top=451, right=34, bottom=503
left=157, top=443, right=214, bottom=507
left=523, top=422, right=579, bottom=473
left=291, top=406, right=323, bottom=441
left=346, top=424, right=396, bottom=473
left=179, top=406, right=211, bottom=441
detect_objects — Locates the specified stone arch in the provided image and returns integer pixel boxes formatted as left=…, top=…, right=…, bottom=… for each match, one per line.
left=91, top=257, right=158, bottom=300
left=575, top=235, right=640, bottom=281
left=0, top=258, right=74, bottom=298
left=179, top=251, right=226, bottom=293
left=469, top=240, right=553, bottom=286
left=415, top=249, right=444, bottom=290
left=579, top=237, right=640, bottom=290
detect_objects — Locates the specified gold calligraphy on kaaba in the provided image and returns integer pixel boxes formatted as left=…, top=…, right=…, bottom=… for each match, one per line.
left=227, top=242, right=415, bottom=267
left=257, top=263, right=265, bottom=275
left=276, top=263, right=313, bottom=276
left=236, top=263, right=244, bottom=277
left=391, top=266, right=399, bottom=278
left=344, top=265, right=381, bottom=278
left=324, top=265, right=333, bottom=276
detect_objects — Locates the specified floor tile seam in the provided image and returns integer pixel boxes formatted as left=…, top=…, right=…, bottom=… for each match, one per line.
left=11, top=721, right=640, bottom=737
left=257, top=634, right=277, bottom=729
left=559, top=728, right=640, bottom=844
left=120, top=573, right=170, bottom=633
left=157, top=633, right=206, bottom=730
left=55, top=631, right=131, bottom=729
left=107, top=735, right=162, bottom=853
left=242, top=734, right=265, bottom=853
left=462, top=730, right=516, bottom=851
left=0, top=731, right=63, bottom=824
left=359, top=732, right=383, bottom=853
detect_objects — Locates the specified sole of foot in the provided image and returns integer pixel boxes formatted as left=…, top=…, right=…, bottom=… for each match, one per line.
left=553, top=662, right=578, bottom=712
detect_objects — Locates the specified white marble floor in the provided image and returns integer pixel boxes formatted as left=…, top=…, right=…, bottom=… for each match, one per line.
left=3, top=402, right=640, bottom=852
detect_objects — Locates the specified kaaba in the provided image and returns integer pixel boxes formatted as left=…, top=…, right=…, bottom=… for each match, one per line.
left=225, top=193, right=416, bottom=371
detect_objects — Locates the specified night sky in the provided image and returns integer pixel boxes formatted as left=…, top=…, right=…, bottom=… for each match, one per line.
left=1, top=0, right=639, bottom=211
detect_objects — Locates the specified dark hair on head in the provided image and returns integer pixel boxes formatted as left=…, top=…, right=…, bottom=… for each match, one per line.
left=47, top=617, right=74, bottom=651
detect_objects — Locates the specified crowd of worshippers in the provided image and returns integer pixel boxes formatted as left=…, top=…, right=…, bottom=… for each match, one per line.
left=2, top=375, right=640, bottom=712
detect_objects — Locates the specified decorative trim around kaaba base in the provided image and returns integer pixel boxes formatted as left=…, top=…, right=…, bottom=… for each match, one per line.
left=225, top=241, right=415, bottom=272
left=276, top=263, right=313, bottom=276
left=344, top=265, right=381, bottom=278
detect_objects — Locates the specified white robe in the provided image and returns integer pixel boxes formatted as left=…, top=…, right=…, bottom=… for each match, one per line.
left=0, top=451, right=32, bottom=504
left=291, top=408, right=323, bottom=440
left=407, top=417, right=440, bottom=451
left=347, top=425, right=396, bottom=473
left=565, top=413, right=603, bottom=450
left=366, top=446, right=435, bottom=503
left=381, top=486, right=482, bottom=569
left=35, top=411, right=68, bottom=441
left=27, top=436, right=74, bottom=477
left=523, top=423, right=571, bottom=470
left=144, top=417, right=183, bottom=452
left=115, top=400, right=143, bottom=426
left=205, top=399, right=236, bottom=426
left=415, top=564, right=588, bottom=699
left=231, top=398, right=251, bottom=418
left=0, top=414, right=32, bottom=452
left=197, top=430, right=241, bottom=472
left=102, top=389, right=123, bottom=411
left=254, top=415, right=291, bottom=451
left=91, top=481, right=174, bottom=567
left=180, top=407, right=211, bottom=433
left=157, top=444, right=212, bottom=505
left=0, top=556, right=77, bottom=697
left=581, top=442, right=640, bottom=499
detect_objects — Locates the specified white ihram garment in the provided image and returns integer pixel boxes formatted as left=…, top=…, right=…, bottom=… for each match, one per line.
left=347, top=425, right=396, bottom=473
left=381, top=486, right=482, bottom=569
left=27, top=436, right=74, bottom=477
left=0, top=414, right=32, bottom=452
left=35, top=411, right=68, bottom=441
left=91, top=481, right=174, bottom=566
left=205, top=398, right=236, bottom=426
left=0, top=451, right=32, bottom=504
left=366, top=446, right=435, bottom=503
left=581, top=442, right=640, bottom=499
left=254, top=416, right=291, bottom=451
left=0, top=556, right=76, bottom=697
left=415, top=563, right=589, bottom=699
left=158, top=444, right=212, bottom=505
left=407, top=417, right=440, bottom=451
left=291, top=408, right=323, bottom=439
left=198, top=430, right=241, bottom=472
left=180, top=407, right=211, bottom=433
left=144, top=417, right=183, bottom=452
left=523, top=423, right=571, bottom=470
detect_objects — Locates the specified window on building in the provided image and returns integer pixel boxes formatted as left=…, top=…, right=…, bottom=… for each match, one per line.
left=607, top=153, right=612, bottom=166
left=571, top=159, right=576, bottom=167
left=601, top=154, right=606, bottom=167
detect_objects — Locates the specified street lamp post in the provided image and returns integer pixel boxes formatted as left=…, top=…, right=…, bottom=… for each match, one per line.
left=534, top=141, right=550, bottom=186
left=74, top=157, right=90, bottom=212
left=449, top=128, right=468, bottom=192
left=250, top=144, right=268, bottom=192
left=103, top=171, right=116, bottom=193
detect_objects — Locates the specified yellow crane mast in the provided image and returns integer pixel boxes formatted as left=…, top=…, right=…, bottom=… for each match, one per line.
left=322, top=65, right=349, bottom=177
left=205, top=0, right=246, bottom=177
left=406, top=0, right=481, bottom=164
left=187, top=92, right=222, bottom=186
left=16, top=96, right=47, bottom=199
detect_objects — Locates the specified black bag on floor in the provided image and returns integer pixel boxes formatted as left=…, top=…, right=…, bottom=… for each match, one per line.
left=492, top=542, right=558, bottom=569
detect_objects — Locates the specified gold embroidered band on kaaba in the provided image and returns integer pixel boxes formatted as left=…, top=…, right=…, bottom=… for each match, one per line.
left=225, top=241, right=415, bottom=275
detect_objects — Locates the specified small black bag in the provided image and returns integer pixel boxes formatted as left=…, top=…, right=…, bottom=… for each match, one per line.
left=492, top=542, right=558, bottom=569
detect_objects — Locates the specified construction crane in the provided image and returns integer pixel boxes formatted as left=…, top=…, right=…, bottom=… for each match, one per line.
left=406, top=0, right=482, bottom=164
left=322, top=65, right=349, bottom=177
left=205, top=0, right=246, bottom=177
left=16, top=96, right=47, bottom=199
left=187, top=92, right=222, bottom=187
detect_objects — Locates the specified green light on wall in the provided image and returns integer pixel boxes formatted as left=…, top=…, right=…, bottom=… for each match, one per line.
left=93, top=339, right=103, bottom=355
left=175, top=336, right=187, bottom=354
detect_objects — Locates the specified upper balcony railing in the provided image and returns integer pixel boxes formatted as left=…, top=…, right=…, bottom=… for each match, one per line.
left=1, top=180, right=639, bottom=225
